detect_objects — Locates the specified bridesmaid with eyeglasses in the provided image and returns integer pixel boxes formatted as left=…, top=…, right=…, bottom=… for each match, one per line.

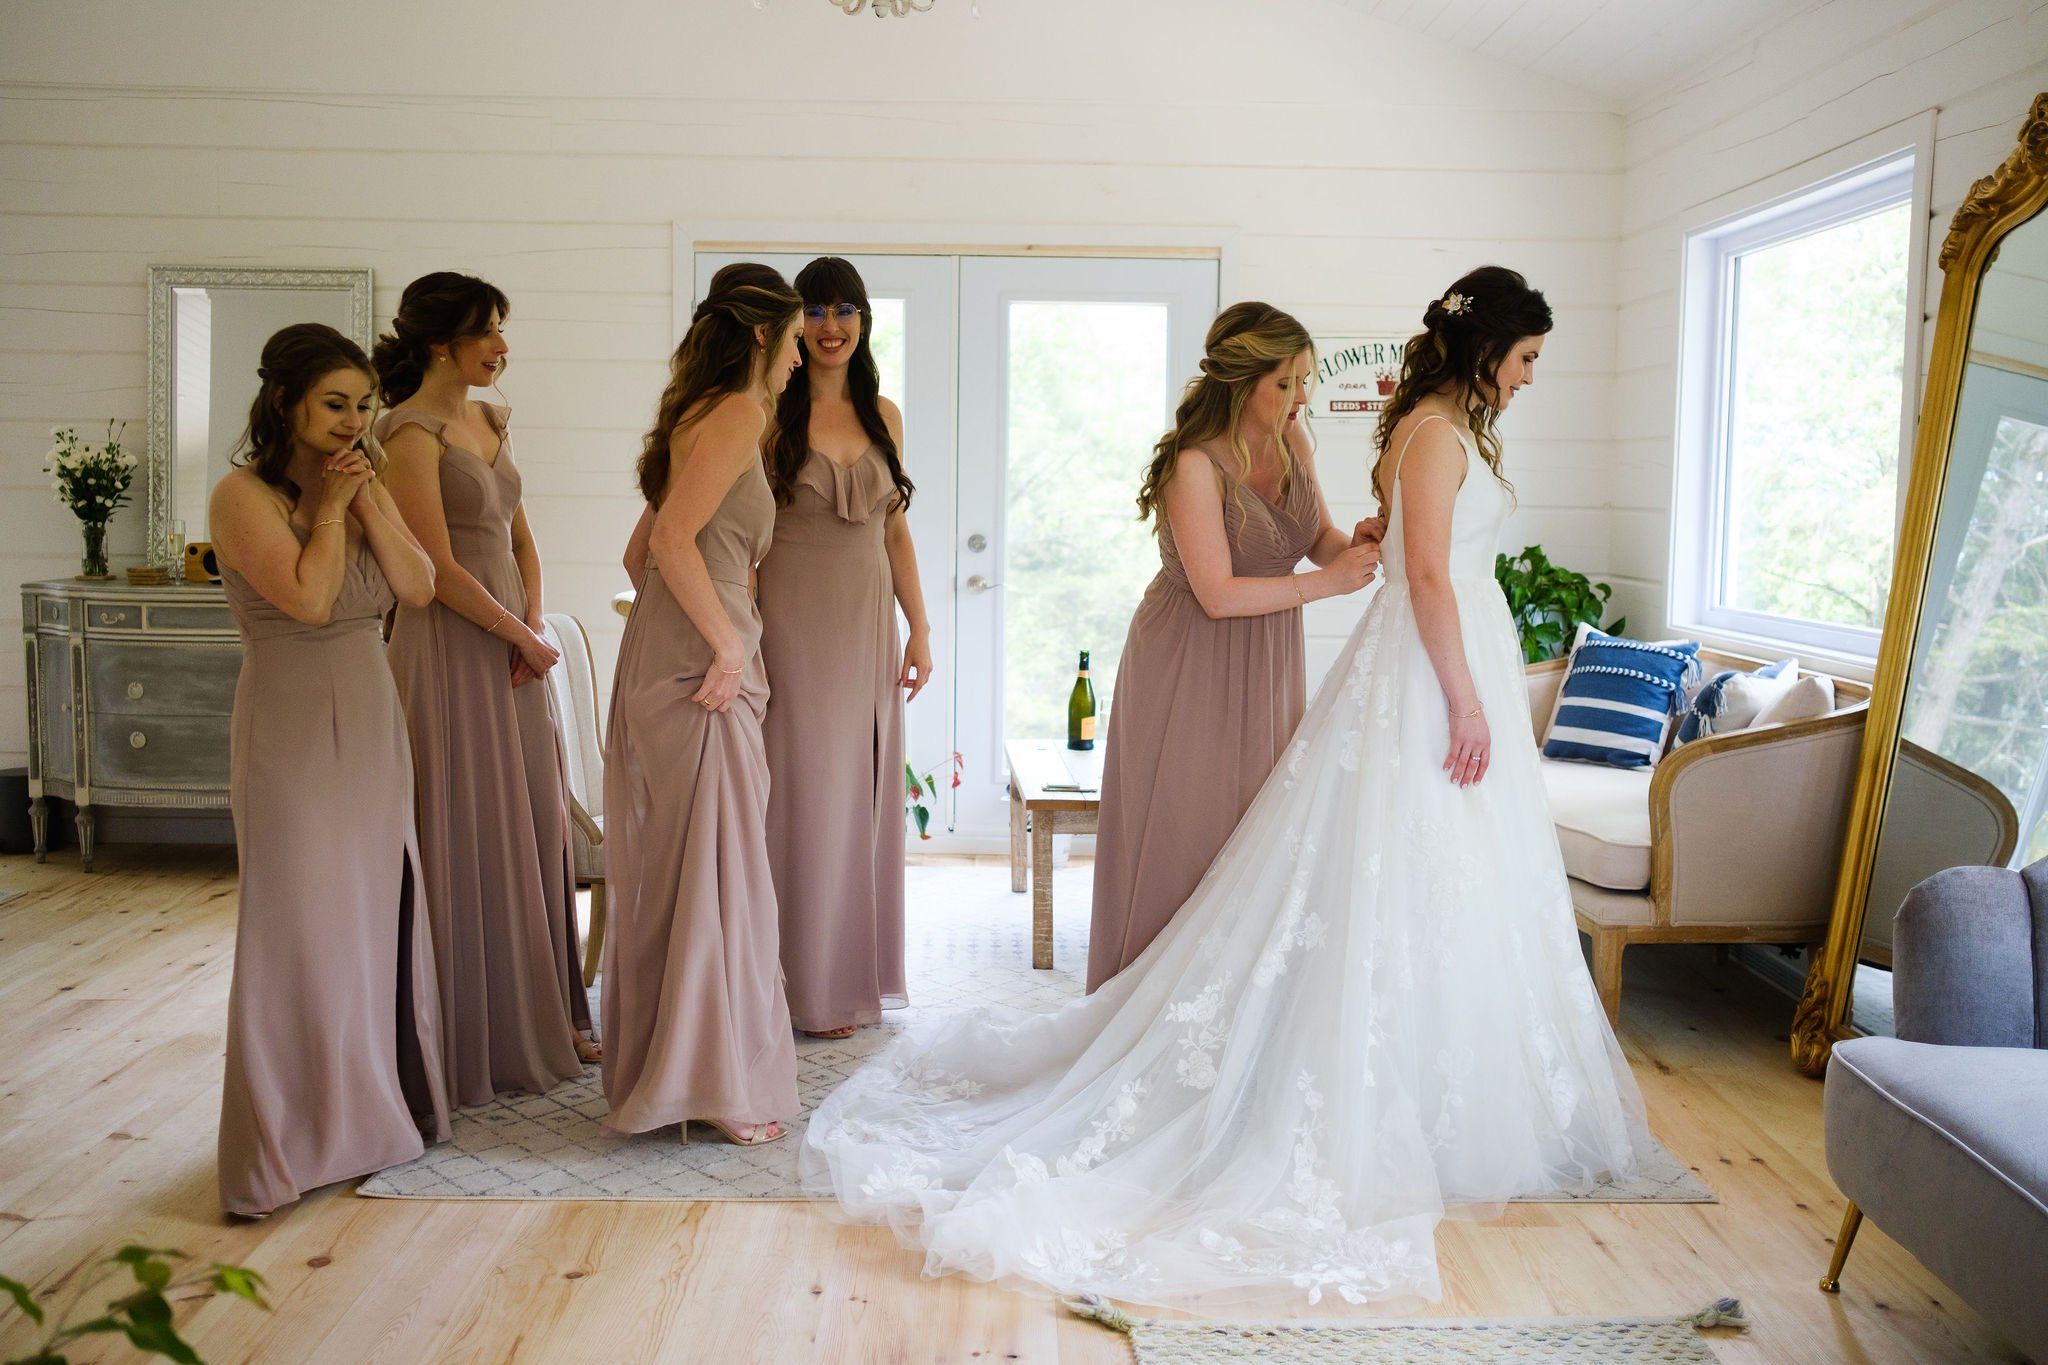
left=758, top=257, right=931, bottom=1040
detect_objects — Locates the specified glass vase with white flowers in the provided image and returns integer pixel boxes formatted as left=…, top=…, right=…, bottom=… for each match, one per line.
left=43, top=422, right=136, bottom=580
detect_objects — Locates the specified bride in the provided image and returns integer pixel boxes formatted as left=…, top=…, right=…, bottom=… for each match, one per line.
left=802, top=267, right=1652, bottom=1308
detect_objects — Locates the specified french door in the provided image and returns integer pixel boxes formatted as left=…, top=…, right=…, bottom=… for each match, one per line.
left=691, top=251, right=1217, bottom=844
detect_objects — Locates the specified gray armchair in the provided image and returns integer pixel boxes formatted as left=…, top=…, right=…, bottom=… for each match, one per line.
left=1821, top=857, right=2048, bottom=1360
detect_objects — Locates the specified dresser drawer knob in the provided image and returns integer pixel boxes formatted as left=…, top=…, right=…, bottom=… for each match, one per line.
left=129, top=731, right=148, bottom=749
left=98, top=609, right=129, bottom=626
left=127, top=681, right=145, bottom=700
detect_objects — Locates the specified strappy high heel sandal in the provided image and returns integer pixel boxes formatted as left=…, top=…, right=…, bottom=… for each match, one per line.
left=804, top=1026, right=857, bottom=1040
left=688, top=1118, right=787, bottom=1147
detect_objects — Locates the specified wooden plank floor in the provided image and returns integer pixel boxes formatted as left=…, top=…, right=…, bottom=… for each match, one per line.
left=0, top=845, right=2023, bottom=1363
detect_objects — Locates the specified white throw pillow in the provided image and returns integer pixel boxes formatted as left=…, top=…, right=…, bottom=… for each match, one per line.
left=1754, top=674, right=1837, bottom=727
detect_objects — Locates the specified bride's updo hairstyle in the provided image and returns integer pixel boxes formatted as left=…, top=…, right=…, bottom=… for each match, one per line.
left=1370, top=265, right=1551, bottom=509
left=1135, top=302, right=1315, bottom=527
left=372, top=271, right=511, bottom=408
left=636, top=262, right=802, bottom=506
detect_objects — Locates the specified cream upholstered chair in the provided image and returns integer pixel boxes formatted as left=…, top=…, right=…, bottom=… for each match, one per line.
left=542, top=613, right=608, bottom=987
left=1525, top=648, right=1872, bottom=1023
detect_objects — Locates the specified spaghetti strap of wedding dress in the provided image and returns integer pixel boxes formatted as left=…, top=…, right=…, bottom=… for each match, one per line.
left=802, top=417, right=1651, bottom=1307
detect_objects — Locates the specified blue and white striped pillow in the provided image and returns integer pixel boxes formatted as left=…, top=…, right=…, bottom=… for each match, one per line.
left=1542, top=626, right=1702, bottom=769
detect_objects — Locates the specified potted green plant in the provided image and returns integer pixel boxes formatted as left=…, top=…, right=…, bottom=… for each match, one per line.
left=1494, top=544, right=1626, bottom=663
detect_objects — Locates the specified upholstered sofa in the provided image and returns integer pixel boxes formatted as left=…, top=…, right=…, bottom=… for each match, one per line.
left=1821, top=858, right=2048, bottom=1361
left=1523, top=649, right=1870, bottom=1022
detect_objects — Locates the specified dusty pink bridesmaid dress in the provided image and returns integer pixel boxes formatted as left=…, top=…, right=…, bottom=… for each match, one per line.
left=757, top=446, right=908, bottom=1033
left=1086, top=442, right=1323, bottom=992
left=217, top=527, right=451, bottom=1215
left=376, top=403, right=589, bottom=1108
left=601, top=455, right=798, bottom=1134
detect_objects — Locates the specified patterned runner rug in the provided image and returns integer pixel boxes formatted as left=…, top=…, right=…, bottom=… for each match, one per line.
left=360, top=863, right=1714, bottom=1203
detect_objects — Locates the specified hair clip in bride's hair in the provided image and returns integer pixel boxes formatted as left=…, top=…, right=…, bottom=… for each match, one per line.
left=1440, top=293, right=1470, bottom=316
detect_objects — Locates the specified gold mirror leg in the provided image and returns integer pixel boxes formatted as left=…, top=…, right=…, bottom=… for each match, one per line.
left=1819, top=1202, right=1864, bottom=1293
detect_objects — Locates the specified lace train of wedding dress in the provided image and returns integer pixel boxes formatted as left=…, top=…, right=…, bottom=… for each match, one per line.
left=802, top=424, right=1652, bottom=1307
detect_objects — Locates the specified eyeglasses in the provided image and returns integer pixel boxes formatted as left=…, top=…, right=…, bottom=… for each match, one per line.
left=802, top=304, right=861, bottom=323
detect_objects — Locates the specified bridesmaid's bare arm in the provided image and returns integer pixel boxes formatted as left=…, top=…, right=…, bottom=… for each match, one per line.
left=1163, top=450, right=1376, bottom=620
left=208, top=467, right=360, bottom=626
left=382, top=422, right=560, bottom=683
left=1283, top=423, right=1369, bottom=569
left=877, top=398, right=934, bottom=701
left=622, top=505, right=653, bottom=589
left=649, top=393, right=764, bottom=714
left=511, top=503, right=545, bottom=629
left=348, top=475, right=436, bottom=608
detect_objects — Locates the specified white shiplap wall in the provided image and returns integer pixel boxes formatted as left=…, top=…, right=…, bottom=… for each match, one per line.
left=1612, top=0, right=2048, bottom=649
left=0, top=0, right=1627, bottom=766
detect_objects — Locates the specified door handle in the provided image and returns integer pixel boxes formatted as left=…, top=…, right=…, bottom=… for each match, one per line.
left=965, top=575, right=1002, bottom=593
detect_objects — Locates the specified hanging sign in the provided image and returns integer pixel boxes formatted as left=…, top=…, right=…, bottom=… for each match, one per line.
left=1310, top=336, right=1411, bottom=422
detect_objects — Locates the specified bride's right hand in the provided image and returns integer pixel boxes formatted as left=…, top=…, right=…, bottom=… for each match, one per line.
left=1444, top=708, right=1490, bottom=787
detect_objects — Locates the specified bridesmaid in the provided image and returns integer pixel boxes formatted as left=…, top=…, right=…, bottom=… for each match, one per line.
left=603, top=263, right=805, bottom=1144
left=759, top=257, right=930, bottom=1039
left=209, top=323, right=448, bottom=1215
left=373, top=271, right=595, bottom=1111
left=1086, top=303, right=1381, bottom=992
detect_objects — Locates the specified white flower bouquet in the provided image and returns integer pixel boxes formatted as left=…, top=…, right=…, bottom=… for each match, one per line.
left=43, top=421, right=136, bottom=578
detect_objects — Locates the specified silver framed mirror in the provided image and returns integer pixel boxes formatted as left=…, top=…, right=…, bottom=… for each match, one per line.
left=145, top=266, right=373, bottom=566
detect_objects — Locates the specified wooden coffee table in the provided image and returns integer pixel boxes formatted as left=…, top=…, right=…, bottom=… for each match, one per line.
left=1004, top=739, right=1103, bottom=970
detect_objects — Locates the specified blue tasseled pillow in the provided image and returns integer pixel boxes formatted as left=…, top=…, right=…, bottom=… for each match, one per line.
left=1672, top=657, right=1798, bottom=748
left=1541, top=626, right=1702, bottom=769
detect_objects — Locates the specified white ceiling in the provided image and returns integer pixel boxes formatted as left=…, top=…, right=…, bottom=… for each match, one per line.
left=1337, top=0, right=1821, bottom=110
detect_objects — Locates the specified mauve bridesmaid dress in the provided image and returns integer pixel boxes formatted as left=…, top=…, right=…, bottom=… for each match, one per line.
left=376, top=403, right=589, bottom=1108
left=758, top=445, right=908, bottom=1033
left=1086, top=442, right=1323, bottom=992
left=601, top=455, right=798, bottom=1134
left=217, top=527, right=451, bottom=1215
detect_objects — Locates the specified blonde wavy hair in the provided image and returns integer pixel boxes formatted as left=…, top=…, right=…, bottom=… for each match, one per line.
left=1135, top=302, right=1315, bottom=527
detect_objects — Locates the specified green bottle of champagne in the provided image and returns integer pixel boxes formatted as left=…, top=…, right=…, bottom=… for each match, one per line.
left=1067, top=649, right=1098, bottom=751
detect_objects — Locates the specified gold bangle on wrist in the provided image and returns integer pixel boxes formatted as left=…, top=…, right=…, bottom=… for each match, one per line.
left=484, top=609, right=508, bottom=635
left=718, top=664, right=744, bottom=675
left=1450, top=701, right=1484, bottom=718
left=1291, top=578, right=1306, bottom=607
left=314, top=517, right=344, bottom=529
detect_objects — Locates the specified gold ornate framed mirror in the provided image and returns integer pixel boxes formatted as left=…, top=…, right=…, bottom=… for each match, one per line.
left=1793, top=93, right=2048, bottom=1075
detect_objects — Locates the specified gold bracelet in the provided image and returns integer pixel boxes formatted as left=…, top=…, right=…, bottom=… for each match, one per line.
left=1291, top=578, right=1306, bottom=606
left=718, top=663, right=744, bottom=674
left=1450, top=701, right=1484, bottom=718
left=313, top=517, right=344, bottom=529
left=484, top=609, right=508, bottom=635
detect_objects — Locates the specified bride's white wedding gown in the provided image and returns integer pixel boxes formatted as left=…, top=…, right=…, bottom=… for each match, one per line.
left=802, top=420, right=1651, bottom=1307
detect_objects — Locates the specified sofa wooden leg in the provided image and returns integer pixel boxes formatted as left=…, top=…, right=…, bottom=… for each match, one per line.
left=582, top=880, right=607, bottom=988
left=1819, top=1202, right=1863, bottom=1293
left=1589, top=929, right=1625, bottom=1026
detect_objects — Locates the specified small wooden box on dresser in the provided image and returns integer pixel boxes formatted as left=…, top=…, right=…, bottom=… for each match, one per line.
left=22, top=580, right=239, bottom=870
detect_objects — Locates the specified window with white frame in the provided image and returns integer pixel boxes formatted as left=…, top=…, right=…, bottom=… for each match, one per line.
left=1673, top=155, right=1916, bottom=660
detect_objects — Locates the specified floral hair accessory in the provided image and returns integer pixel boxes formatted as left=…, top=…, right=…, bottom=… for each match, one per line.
left=1440, top=292, right=1470, bottom=315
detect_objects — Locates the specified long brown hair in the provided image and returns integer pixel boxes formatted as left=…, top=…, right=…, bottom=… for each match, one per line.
left=372, top=271, right=510, bottom=407
left=1371, top=265, right=1551, bottom=507
left=636, top=263, right=801, bottom=506
left=231, top=323, right=376, bottom=505
left=1134, top=302, right=1314, bottom=527
left=767, top=257, right=914, bottom=511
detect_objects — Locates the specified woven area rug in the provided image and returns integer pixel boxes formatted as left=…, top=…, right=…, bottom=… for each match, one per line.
left=1094, top=1314, right=1732, bottom=1363
left=360, top=863, right=1715, bottom=1203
